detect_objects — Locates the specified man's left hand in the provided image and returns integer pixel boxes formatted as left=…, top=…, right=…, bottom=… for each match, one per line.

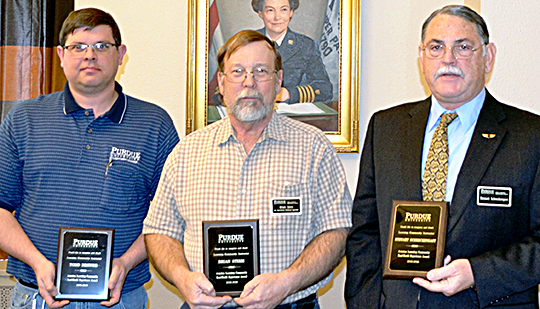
left=412, top=257, right=475, bottom=296
left=101, top=257, right=129, bottom=307
left=234, top=273, right=290, bottom=309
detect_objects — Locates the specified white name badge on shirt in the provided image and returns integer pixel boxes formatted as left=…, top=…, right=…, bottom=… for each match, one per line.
left=477, top=186, right=512, bottom=207
left=271, top=197, right=302, bottom=216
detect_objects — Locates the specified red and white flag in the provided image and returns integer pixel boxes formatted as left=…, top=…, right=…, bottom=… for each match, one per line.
left=208, top=0, right=225, bottom=104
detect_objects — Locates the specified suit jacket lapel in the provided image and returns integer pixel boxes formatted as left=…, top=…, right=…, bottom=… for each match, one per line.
left=448, top=91, right=507, bottom=232
left=400, top=98, right=431, bottom=200
left=277, top=29, right=299, bottom=63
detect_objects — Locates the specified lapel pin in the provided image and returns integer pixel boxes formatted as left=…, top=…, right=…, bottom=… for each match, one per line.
left=482, top=133, right=496, bottom=139
left=288, top=39, right=294, bottom=45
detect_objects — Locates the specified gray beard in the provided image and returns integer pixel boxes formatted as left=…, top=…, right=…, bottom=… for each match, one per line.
left=225, top=89, right=274, bottom=123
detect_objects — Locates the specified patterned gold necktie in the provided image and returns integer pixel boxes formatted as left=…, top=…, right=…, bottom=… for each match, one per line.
left=422, top=113, right=458, bottom=201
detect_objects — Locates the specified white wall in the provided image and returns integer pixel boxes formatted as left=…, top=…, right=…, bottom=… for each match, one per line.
left=74, top=1, right=540, bottom=308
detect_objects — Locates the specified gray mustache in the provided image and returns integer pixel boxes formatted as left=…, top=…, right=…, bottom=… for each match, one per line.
left=435, top=66, right=465, bottom=79
left=237, top=90, right=264, bottom=103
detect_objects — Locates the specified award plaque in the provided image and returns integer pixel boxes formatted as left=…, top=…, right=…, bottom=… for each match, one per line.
left=55, top=227, right=114, bottom=300
left=203, top=220, right=259, bottom=296
left=383, top=201, right=448, bottom=279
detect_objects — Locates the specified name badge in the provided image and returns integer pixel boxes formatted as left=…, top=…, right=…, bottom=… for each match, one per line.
left=477, top=186, right=512, bottom=207
left=271, top=197, right=302, bottom=215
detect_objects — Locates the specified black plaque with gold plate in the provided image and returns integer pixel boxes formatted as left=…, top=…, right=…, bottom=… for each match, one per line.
left=383, top=201, right=448, bottom=279
left=203, top=220, right=259, bottom=296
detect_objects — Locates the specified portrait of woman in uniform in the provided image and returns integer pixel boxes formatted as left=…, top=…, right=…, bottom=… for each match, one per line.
left=212, top=0, right=335, bottom=106
left=187, top=0, right=360, bottom=152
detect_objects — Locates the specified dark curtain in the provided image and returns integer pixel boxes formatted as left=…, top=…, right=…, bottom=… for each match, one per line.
left=0, top=0, right=74, bottom=121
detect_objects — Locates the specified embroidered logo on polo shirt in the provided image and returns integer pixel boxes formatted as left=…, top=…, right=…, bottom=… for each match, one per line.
left=110, top=147, right=141, bottom=164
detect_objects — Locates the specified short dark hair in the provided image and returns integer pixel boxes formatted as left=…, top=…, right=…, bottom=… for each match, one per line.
left=421, top=5, right=489, bottom=45
left=59, top=8, right=121, bottom=46
left=217, top=30, right=282, bottom=73
left=251, top=0, right=299, bottom=13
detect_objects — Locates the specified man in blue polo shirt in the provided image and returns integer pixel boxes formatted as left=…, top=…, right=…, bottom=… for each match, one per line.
left=0, top=8, right=179, bottom=309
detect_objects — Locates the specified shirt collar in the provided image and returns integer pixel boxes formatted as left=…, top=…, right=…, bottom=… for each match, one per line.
left=63, top=81, right=127, bottom=124
left=264, top=28, right=287, bottom=46
left=218, top=113, right=287, bottom=147
left=262, top=113, right=287, bottom=142
left=428, top=88, right=486, bottom=132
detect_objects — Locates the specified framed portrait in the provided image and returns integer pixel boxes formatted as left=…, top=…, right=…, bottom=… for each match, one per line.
left=186, top=0, right=360, bottom=152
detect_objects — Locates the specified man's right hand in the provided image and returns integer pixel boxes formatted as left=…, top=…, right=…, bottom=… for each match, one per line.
left=145, top=234, right=231, bottom=308
left=177, top=271, right=232, bottom=309
left=0, top=210, right=69, bottom=308
left=33, top=259, right=70, bottom=308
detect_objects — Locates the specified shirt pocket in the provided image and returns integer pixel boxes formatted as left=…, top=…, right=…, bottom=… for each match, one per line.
left=98, top=160, right=148, bottom=214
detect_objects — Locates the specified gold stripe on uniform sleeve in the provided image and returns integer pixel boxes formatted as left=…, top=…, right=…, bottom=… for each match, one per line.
left=307, top=85, right=315, bottom=102
left=301, top=86, right=309, bottom=102
left=297, top=86, right=304, bottom=103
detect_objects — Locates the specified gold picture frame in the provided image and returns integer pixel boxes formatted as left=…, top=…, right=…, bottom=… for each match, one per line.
left=186, top=0, right=360, bottom=153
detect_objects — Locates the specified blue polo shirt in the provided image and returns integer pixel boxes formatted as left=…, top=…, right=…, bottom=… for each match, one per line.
left=0, top=82, right=179, bottom=292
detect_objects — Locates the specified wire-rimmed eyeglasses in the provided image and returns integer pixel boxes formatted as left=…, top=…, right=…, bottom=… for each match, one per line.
left=222, top=67, right=277, bottom=83
left=63, top=43, right=118, bottom=54
left=422, top=43, right=484, bottom=59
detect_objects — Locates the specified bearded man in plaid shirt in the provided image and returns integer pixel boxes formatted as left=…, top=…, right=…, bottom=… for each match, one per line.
left=143, top=30, right=351, bottom=309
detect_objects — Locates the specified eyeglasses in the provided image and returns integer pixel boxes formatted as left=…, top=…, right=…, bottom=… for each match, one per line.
left=222, top=67, right=277, bottom=83
left=63, top=43, right=117, bottom=54
left=422, top=43, right=484, bottom=59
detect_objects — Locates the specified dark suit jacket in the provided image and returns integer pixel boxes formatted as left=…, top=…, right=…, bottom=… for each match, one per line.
left=345, top=90, right=540, bottom=309
left=266, top=28, right=332, bottom=103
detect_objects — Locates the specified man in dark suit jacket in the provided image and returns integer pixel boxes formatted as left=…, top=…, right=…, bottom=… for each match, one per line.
left=346, top=5, right=540, bottom=309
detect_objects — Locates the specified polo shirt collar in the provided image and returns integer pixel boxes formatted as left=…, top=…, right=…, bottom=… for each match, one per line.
left=63, top=81, right=127, bottom=124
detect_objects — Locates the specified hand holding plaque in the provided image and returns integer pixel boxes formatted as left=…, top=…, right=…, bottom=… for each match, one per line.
left=55, top=227, right=114, bottom=300
left=203, top=220, right=260, bottom=296
left=383, top=201, right=448, bottom=279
